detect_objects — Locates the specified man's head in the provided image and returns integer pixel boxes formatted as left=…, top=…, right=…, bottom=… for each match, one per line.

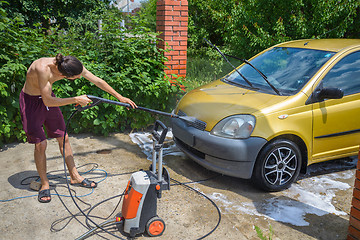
left=55, top=53, right=83, bottom=79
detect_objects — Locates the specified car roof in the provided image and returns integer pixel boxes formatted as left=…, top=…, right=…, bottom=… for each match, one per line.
left=273, top=39, right=360, bottom=52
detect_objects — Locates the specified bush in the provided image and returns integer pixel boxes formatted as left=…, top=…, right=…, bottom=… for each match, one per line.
left=188, top=0, right=360, bottom=58
left=52, top=11, right=183, bottom=135
left=0, top=2, right=57, bottom=145
left=0, top=3, right=183, bottom=146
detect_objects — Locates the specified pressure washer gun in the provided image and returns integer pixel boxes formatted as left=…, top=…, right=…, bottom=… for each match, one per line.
left=75, top=95, right=196, bottom=124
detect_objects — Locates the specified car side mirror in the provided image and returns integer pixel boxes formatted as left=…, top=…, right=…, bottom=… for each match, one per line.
left=315, top=87, right=344, bottom=100
left=306, top=87, right=344, bottom=104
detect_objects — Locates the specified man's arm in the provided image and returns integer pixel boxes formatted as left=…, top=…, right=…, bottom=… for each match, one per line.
left=38, top=68, right=90, bottom=107
left=81, top=67, right=137, bottom=108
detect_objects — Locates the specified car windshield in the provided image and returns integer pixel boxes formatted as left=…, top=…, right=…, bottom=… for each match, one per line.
left=224, top=47, right=335, bottom=95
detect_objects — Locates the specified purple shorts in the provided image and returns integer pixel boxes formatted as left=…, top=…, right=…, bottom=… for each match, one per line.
left=19, top=90, right=66, bottom=144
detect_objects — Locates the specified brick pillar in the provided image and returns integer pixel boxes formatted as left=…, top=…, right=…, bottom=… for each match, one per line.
left=156, top=0, right=188, bottom=80
left=348, top=148, right=360, bottom=240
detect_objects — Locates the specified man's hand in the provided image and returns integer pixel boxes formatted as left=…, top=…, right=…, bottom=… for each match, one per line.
left=75, top=95, right=92, bottom=107
left=118, top=96, right=137, bottom=109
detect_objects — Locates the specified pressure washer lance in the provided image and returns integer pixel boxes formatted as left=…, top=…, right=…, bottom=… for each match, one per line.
left=77, top=95, right=197, bottom=124
left=74, top=97, right=181, bottom=238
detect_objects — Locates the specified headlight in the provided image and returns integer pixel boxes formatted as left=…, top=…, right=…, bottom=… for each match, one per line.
left=211, top=115, right=256, bottom=139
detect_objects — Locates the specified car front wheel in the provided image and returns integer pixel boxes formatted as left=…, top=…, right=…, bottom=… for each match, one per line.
left=252, top=139, right=302, bottom=191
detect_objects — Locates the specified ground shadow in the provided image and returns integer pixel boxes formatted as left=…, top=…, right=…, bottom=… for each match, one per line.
left=7, top=170, right=40, bottom=191
left=298, top=156, right=357, bottom=180
left=7, top=164, right=108, bottom=192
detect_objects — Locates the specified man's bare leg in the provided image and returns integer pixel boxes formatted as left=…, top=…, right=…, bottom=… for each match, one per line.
left=57, top=134, right=96, bottom=187
left=34, top=140, right=51, bottom=202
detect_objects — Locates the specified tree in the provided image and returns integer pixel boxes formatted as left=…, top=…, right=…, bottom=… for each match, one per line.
left=4, top=0, right=111, bottom=32
left=187, top=0, right=360, bottom=57
left=137, top=0, right=157, bottom=32
left=237, top=0, right=360, bottom=53
left=0, top=1, right=183, bottom=145
left=0, top=1, right=55, bottom=145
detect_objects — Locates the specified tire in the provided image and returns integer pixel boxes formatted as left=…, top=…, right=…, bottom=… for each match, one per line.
left=146, top=216, right=165, bottom=237
left=252, top=139, right=302, bottom=191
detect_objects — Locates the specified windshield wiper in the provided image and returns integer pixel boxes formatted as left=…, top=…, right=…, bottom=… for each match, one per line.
left=223, top=77, right=257, bottom=89
left=204, top=38, right=254, bottom=88
left=224, top=53, right=281, bottom=96
left=204, top=38, right=281, bottom=96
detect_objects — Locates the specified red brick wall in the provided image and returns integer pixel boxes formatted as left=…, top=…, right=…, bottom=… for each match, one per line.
left=156, top=0, right=188, bottom=80
left=348, top=148, right=360, bottom=240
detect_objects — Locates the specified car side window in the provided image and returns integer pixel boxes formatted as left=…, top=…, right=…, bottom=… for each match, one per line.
left=321, top=51, right=360, bottom=96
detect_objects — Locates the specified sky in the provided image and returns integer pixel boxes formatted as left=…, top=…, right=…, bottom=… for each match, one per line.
left=112, top=0, right=144, bottom=12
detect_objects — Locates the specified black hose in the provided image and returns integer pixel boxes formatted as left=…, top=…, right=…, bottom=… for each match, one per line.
left=85, top=191, right=125, bottom=229
left=62, top=109, right=126, bottom=240
left=170, top=177, right=222, bottom=240
left=62, top=108, right=221, bottom=240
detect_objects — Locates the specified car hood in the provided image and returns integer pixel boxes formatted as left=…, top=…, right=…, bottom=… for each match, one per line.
left=176, top=80, right=288, bottom=130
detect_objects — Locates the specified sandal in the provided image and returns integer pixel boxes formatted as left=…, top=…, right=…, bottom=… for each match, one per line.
left=38, top=189, right=51, bottom=203
left=71, top=178, right=97, bottom=189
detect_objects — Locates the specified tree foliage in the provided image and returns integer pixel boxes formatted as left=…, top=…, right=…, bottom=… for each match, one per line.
left=136, top=0, right=360, bottom=89
left=0, top=1, right=56, bottom=145
left=188, top=0, right=360, bottom=57
left=181, top=0, right=360, bottom=84
left=4, top=0, right=110, bottom=31
left=0, top=1, right=183, bottom=146
left=137, top=0, right=157, bottom=32
left=2, top=0, right=360, bottom=145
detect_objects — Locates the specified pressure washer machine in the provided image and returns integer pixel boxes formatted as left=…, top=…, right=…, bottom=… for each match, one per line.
left=121, top=120, right=170, bottom=238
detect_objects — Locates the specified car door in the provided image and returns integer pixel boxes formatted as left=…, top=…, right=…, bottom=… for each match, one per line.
left=311, top=50, right=360, bottom=162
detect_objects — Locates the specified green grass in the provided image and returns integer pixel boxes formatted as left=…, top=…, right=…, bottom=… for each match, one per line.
left=255, top=225, right=273, bottom=240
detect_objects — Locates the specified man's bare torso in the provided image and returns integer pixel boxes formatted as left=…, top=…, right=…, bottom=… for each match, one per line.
left=23, top=57, right=60, bottom=96
left=21, top=55, right=136, bottom=109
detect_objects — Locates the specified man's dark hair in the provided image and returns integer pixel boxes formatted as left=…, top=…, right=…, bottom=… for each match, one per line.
left=55, top=53, right=83, bottom=78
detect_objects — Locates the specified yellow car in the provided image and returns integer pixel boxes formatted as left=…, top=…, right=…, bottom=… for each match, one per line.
left=171, top=39, right=360, bottom=191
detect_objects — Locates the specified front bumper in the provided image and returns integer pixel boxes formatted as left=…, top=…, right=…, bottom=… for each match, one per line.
left=171, top=118, right=267, bottom=179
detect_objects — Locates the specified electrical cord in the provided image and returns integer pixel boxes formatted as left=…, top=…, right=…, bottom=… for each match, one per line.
left=0, top=164, right=105, bottom=202
left=2, top=100, right=223, bottom=239
left=62, top=109, right=127, bottom=240
left=170, top=177, right=222, bottom=240
left=47, top=168, right=130, bottom=238
left=74, top=175, right=222, bottom=240
left=85, top=190, right=125, bottom=229
left=51, top=186, right=93, bottom=232
left=0, top=193, right=39, bottom=202
left=43, top=107, right=222, bottom=239
left=52, top=186, right=123, bottom=240
left=170, top=174, right=221, bottom=186
left=20, top=163, right=100, bottom=187
left=48, top=170, right=135, bottom=238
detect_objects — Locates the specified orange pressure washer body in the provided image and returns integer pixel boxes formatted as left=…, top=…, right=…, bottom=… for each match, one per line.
left=121, top=120, right=170, bottom=238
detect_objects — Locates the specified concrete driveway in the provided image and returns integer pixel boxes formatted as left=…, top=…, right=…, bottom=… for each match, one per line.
left=0, top=132, right=356, bottom=239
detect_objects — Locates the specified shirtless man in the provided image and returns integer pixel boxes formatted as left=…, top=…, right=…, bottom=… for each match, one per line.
left=19, top=53, right=137, bottom=203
